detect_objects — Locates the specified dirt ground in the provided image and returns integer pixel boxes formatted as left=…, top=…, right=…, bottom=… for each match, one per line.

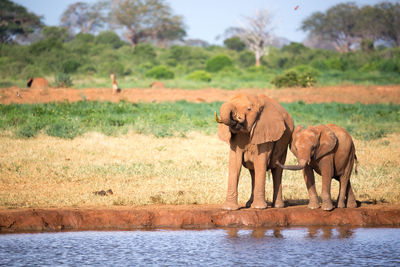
left=1, top=204, right=400, bottom=232
left=1, top=84, right=400, bottom=104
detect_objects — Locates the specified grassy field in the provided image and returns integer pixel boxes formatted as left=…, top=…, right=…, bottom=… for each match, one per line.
left=0, top=132, right=399, bottom=208
left=0, top=101, right=399, bottom=208
left=1, top=101, right=399, bottom=140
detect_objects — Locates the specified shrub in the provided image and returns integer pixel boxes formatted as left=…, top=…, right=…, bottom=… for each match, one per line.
left=271, top=67, right=318, bottom=88
left=224, top=36, right=246, bottom=51
left=187, top=70, right=212, bottom=82
left=133, top=43, right=157, bottom=63
left=237, top=51, right=255, bottom=68
left=106, top=62, right=125, bottom=76
left=54, top=72, right=73, bottom=87
left=95, top=31, right=125, bottom=49
left=145, top=65, right=175, bottom=79
left=324, top=57, right=344, bottom=71
left=61, top=59, right=81, bottom=73
left=271, top=71, right=300, bottom=88
left=377, top=59, right=399, bottom=73
left=205, top=54, right=233, bottom=72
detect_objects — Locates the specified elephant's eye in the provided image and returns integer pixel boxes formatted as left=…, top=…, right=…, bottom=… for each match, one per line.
left=247, top=107, right=251, bottom=111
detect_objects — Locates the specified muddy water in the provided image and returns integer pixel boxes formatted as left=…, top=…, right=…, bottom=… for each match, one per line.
left=1, top=228, right=399, bottom=266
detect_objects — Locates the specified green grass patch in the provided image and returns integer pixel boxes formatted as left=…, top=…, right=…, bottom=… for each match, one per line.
left=0, top=101, right=398, bottom=140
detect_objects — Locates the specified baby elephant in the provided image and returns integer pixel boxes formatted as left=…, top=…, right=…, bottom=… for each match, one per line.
left=277, top=124, right=357, bottom=211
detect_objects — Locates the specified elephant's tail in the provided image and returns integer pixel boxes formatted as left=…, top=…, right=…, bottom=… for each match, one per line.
left=354, top=154, right=358, bottom=175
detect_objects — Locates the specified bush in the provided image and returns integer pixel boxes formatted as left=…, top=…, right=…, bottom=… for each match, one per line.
left=224, top=37, right=246, bottom=51
left=145, top=65, right=175, bottom=79
left=54, top=72, right=73, bottom=87
left=237, top=51, right=255, bottom=68
left=324, top=57, right=344, bottom=71
left=106, top=62, right=125, bottom=76
left=205, top=54, right=233, bottom=72
left=133, top=43, right=157, bottom=64
left=187, top=70, right=212, bottom=82
left=95, top=31, right=125, bottom=49
left=271, top=71, right=300, bottom=88
left=61, top=59, right=81, bottom=73
left=271, top=67, right=318, bottom=88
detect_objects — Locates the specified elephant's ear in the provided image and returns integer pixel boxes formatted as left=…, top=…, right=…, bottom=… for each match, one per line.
left=315, top=125, right=338, bottom=160
left=218, top=123, right=231, bottom=144
left=250, top=97, right=285, bottom=145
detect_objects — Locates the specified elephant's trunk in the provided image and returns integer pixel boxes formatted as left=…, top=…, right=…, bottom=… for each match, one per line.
left=275, top=159, right=308, bottom=171
left=215, top=102, right=235, bottom=125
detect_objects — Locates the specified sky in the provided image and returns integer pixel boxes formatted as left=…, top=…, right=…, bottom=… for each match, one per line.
left=13, top=0, right=395, bottom=44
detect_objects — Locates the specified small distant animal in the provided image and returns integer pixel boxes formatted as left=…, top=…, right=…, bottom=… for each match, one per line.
left=93, top=189, right=114, bottom=196
left=150, top=81, right=166, bottom=89
left=16, top=91, right=22, bottom=98
left=110, top=74, right=121, bottom=94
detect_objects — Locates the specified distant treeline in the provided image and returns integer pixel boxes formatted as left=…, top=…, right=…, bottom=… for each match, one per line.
left=1, top=0, right=400, bottom=88
left=1, top=34, right=400, bottom=87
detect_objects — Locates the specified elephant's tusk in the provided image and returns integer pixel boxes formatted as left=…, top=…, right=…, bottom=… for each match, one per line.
left=215, top=111, right=223, bottom=123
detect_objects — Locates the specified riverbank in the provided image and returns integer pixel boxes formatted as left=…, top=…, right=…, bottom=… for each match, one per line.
left=1, top=204, right=400, bottom=233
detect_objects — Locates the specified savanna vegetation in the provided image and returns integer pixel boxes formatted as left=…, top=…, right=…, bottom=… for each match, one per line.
left=0, top=1, right=400, bottom=89
left=1, top=0, right=399, bottom=209
left=0, top=101, right=398, bottom=140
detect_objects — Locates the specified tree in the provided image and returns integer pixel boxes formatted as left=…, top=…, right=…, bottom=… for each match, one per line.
left=110, top=0, right=186, bottom=47
left=376, top=2, right=400, bottom=46
left=301, top=3, right=360, bottom=52
left=0, top=0, right=43, bottom=43
left=42, top=26, right=69, bottom=42
left=60, top=1, right=107, bottom=34
left=237, top=9, right=274, bottom=66
left=224, top=36, right=246, bottom=51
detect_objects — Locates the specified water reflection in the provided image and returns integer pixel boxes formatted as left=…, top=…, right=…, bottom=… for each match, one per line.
left=225, top=226, right=354, bottom=240
left=0, top=228, right=399, bottom=266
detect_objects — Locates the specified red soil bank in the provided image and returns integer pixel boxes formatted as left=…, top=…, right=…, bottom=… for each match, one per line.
left=1, top=85, right=399, bottom=105
left=1, top=204, right=399, bottom=233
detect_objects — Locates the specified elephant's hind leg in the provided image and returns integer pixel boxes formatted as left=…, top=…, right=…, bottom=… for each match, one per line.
left=271, top=167, right=284, bottom=208
left=346, top=181, right=357, bottom=208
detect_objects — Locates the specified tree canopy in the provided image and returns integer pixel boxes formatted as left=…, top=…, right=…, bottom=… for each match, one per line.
left=302, top=2, right=400, bottom=51
left=109, top=0, right=186, bottom=47
left=0, top=0, right=43, bottom=43
left=60, top=1, right=107, bottom=34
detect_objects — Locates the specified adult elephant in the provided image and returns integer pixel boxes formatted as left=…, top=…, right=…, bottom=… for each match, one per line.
left=215, top=93, right=294, bottom=210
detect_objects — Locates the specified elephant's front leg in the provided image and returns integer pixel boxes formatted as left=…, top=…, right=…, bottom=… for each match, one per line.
left=222, top=146, right=243, bottom=211
left=251, top=143, right=273, bottom=209
left=319, top=157, right=334, bottom=211
left=303, top=166, right=320, bottom=209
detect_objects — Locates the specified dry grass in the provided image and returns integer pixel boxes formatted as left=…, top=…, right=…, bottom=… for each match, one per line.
left=0, top=132, right=399, bottom=209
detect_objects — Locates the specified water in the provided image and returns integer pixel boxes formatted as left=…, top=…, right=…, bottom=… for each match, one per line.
left=1, top=227, right=399, bottom=266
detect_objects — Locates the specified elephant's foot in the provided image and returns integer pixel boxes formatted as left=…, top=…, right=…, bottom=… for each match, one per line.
left=322, top=201, right=334, bottom=211
left=222, top=201, right=239, bottom=211
left=337, top=201, right=346, bottom=209
left=273, top=200, right=284, bottom=209
left=346, top=200, right=357, bottom=208
left=307, top=199, right=320, bottom=209
left=250, top=200, right=268, bottom=209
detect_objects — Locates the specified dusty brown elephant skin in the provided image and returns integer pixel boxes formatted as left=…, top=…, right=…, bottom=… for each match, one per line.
left=277, top=124, right=357, bottom=211
left=215, top=93, right=294, bottom=210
